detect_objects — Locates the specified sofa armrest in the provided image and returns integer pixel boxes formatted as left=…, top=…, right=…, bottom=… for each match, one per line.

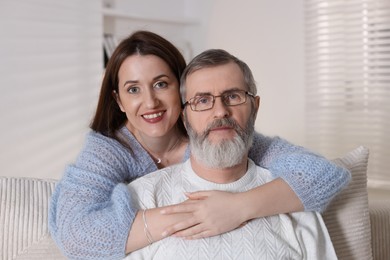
left=370, top=200, right=390, bottom=260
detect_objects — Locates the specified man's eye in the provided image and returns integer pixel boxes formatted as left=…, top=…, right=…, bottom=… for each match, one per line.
left=226, top=93, right=240, bottom=100
left=127, top=86, right=140, bottom=94
left=154, top=81, right=168, bottom=89
left=197, top=96, right=211, bottom=104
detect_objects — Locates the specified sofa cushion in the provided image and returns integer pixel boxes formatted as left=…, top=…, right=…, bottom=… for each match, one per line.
left=369, top=200, right=390, bottom=260
left=322, top=146, right=373, bottom=260
left=0, top=177, right=65, bottom=259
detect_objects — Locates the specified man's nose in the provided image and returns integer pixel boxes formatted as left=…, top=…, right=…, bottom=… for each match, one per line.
left=212, top=97, right=230, bottom=118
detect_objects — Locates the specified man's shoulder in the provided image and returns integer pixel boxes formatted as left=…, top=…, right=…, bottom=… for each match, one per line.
left=127, top=162, right=189, bottom=209
left=249, top=159, right=274, bottom=181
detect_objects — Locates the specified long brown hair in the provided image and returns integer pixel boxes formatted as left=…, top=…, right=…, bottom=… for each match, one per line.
left=91, top=31, right=188, bottom=148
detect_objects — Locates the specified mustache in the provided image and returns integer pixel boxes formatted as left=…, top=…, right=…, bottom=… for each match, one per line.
left=203, top=118, right=243, bottom=137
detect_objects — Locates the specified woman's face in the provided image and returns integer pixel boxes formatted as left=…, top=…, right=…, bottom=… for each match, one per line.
left=116, top=54, right=182, bottom=138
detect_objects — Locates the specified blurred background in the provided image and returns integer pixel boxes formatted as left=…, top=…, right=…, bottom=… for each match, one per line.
left=0, top=0, right=389, bottom=200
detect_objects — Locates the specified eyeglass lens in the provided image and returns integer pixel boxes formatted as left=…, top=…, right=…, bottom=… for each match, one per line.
left=190, top=90, right=248, bottom=111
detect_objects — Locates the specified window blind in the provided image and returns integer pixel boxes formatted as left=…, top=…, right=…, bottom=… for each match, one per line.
left=304, top=0, right=390, bottom=188
left=0, top=0, right=103, bottom=179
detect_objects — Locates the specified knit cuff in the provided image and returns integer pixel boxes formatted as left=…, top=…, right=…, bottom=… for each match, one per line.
left=269, top=153, right=351, bottom=212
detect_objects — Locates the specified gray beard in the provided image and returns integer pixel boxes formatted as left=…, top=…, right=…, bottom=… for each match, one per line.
left=186, top=117, right=255, bottom=169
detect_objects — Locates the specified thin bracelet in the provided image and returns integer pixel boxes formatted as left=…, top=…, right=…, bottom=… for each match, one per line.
left=142, top=209, right=154, bottom=245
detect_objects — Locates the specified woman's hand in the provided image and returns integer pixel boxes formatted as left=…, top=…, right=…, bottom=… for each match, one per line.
left=160, top=190, right=248, bottom=239
left=159, top=179, right=303, bottom=240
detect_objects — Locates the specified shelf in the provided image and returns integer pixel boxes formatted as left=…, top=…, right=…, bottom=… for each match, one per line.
left=102, top=8, right=199, bottom=25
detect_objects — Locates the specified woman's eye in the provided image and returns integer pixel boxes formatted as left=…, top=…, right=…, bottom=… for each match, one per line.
left=127, top=86, right=140, bottom=94
left=154, top=81, right=168, bottom=89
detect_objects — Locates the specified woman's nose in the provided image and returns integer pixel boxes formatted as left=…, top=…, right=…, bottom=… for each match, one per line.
left=144, top=90, right=160, bottom=108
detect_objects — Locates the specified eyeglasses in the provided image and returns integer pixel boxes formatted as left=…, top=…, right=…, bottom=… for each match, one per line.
left=183, top=89, right=255, bottom=112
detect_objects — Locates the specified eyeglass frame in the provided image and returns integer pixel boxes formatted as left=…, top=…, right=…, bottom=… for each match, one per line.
left=183, top=89, right=255, bottom=112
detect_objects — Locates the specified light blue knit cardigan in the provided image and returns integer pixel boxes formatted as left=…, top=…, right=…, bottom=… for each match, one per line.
left=49, top=126, right=350, bottom=259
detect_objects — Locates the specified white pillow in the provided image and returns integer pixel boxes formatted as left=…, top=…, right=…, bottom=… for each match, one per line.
left=322, top=146, right=373, bottom=260
left=0, top=177, right=66, bottom=259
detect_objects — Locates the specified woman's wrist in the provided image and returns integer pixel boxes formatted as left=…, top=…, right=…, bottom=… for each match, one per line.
left=142, top=209, right=154, bottom=245
left=126, top=207, right=191, bottom=254
left=236, top=189, right=262, bottom=221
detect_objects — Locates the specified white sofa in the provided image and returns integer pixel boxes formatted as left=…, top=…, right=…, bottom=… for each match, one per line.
left=0, top=146, right=389, bottom=259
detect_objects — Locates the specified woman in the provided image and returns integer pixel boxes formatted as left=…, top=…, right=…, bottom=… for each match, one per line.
left=49, top=31, right=350, bottom=259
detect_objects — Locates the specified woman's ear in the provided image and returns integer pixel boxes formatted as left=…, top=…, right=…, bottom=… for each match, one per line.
left=113, top=90, right=125, bottom=112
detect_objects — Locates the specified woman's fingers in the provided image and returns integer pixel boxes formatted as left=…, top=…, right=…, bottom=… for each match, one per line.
left=161, top=191, right=248, bottom=239
left=184, top=191, right=211, bottom=200
left=161, top=191, right=212, bottom=215
left=161, top=218, right=198, bottom=237
left=174, top=226, right=211, bottom=239
left=160, top=200, right=198, bottom=214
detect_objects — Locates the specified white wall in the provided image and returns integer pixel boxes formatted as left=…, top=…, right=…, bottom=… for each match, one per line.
left=0, top=0, right=306, bottom=180
left=0, top=0, right=103, bottom=180
left=194, top=0, right=306, bottom=145
left=107, top=0, right=307, bottom=146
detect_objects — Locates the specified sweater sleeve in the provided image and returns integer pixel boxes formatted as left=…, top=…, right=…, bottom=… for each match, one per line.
left=248, top=132, right=351, bottom=212
left=49, top=131, right=155, bottom=259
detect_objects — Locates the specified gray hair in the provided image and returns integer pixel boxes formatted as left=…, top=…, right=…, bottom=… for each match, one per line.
left=180, top=49, right=257, bottom=103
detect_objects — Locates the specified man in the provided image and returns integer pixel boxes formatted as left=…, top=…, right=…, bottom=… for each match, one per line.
left=126, top=49, right=337, bottom=259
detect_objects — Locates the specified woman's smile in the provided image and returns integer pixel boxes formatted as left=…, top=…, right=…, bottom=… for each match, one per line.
left=142, top=111, right=165, bottom=123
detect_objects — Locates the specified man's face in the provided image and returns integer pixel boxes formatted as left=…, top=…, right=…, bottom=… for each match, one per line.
left=183, top=62, right=260, bottom=168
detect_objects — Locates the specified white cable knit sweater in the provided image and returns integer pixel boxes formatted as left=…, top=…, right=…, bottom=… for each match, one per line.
left=126, top=159, right=337, bottom=260
left=49, top=127, right=350, bottom=259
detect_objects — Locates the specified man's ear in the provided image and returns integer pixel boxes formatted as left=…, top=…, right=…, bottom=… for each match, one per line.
left=253, top=95, right=260, bottom=117
left=181, top=109, right=188, bottom=130
left=113, top=90, right=125, bottom=112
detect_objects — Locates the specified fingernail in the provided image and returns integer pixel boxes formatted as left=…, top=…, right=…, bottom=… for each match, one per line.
left=160, top=209, right=166, bottom=214
left=162, top=231, right=168, bottom=237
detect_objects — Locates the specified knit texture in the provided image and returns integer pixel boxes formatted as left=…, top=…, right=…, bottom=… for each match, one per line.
left=126, top=160, right=337, bottom=260
left=49, top=126, right=350, bottom=259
